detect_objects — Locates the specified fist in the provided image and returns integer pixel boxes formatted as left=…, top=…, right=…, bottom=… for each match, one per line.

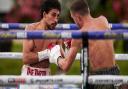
left=49, top=45, right=61, bottom=65
left=64, top=39, right=71, bottom=48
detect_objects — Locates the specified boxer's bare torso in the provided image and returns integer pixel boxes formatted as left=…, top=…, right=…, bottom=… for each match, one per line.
left=81, top=16, right=115, bottom=71
left=23, top=22, right=59, bottom=68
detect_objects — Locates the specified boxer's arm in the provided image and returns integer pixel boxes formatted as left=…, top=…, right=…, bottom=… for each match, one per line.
left=57, top=39, right=65, bottom=58
left=57, top=39, right=81, bottom=72
left=64, top=39, right=72, bottom=55
left=100, top=16, right=115, bottom=44
left=23, top=39, right=39, bottom=64
left=23, top=25, right=49, bottom=64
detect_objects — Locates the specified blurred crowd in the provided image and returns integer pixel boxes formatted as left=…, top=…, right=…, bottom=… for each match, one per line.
left=2, top=0, right=42, bottom=23
left=87, top=0, right=128, bottom=22
left=0, top=0, right=128, bottom=24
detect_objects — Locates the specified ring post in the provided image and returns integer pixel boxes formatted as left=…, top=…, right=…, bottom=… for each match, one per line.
left=81, top=32, right=89, bottom=89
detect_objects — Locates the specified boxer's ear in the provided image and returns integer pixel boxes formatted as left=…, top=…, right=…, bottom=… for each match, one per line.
left=43, top=12, right=47, bottom=18
left=76, top=14, right=82, bottom=22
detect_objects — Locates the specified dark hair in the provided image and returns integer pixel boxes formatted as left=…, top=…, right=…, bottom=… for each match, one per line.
left=40, top=0, right=61, bottom=17
left=70, top=0, right=89, bottom=15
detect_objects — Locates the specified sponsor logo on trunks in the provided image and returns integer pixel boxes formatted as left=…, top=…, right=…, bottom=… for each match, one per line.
left=27, top=67, right=46, bottom=76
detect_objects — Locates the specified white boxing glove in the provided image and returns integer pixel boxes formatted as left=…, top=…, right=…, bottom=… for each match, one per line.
left=49, top=45, right=62, bottom=65
left=37, top=49, right=50, bottom=62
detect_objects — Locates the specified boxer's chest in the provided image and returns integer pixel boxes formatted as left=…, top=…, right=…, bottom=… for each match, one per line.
left=33, top=39, right=57, bottom=51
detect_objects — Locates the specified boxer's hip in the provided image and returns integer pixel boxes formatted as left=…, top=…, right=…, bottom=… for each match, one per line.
left=19, top=65, right=53, bottom=89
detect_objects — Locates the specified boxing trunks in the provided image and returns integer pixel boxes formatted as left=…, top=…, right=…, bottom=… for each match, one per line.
left=88, top=65, right=120, bottom=89
left=19, top=65, right=53, bottom=89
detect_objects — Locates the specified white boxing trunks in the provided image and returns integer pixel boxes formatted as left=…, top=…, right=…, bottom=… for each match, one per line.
left=19, top=65, right=53, bottom=89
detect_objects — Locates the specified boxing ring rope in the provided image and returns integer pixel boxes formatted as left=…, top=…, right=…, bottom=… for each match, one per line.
left=0, top=75, right=82, bottom=86
left=0, top=23, right=128, bottom=29
left=89, top=75, right=128, bottom=85
left=0, top=75, right=128, bottom=86
left=0, top=30, right=128, bottom=39
left=0, top=52, right=128, bottom=61
left=1, top=30, right=128, bottom=88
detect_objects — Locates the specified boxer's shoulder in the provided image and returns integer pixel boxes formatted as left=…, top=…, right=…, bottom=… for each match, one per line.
left=95, top=16, right=109, bottom=30
left=98, top=16, right=108, bottom=25
left=25, top=22, right=40, bottom=31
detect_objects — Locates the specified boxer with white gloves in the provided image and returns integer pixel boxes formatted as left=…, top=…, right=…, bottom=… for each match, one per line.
left=20, top=0, right=62, bottom=89
left=38, top=44, right=62, bottom=66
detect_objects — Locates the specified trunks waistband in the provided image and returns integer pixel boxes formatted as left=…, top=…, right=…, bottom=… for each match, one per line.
left=90, top=65, right=120, bottom=75
left=21, top=65, right=50, bottom=76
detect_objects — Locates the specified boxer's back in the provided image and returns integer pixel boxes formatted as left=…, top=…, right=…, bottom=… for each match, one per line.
left=81, top=16, right=115, bottom=71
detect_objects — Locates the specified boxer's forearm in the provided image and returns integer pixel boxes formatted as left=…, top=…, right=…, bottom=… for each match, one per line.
left=23, top=49, right=50, bottom=64
left=58, top=47, right=79, bottom=72
left=58, top=58, right=69, bottom=72
left=23, top=52, right=39, bottom=64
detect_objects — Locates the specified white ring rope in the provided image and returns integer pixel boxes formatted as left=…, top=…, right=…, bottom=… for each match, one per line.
left=0, top=52, right=22, bottom=59
left=89, top=75, right=128, bottom=85
left=0, top=75, right=128, bottom=86
left=0, top=75, right=82, bottom=86
left=0, top=52, right=128, bottom=60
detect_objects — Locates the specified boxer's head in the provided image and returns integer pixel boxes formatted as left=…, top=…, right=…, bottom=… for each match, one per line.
left=70, top=0, right=90, bottom=28
left=40, top=0, right=61, bottom=29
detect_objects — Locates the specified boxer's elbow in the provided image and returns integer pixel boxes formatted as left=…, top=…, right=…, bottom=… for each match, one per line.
left=22, top=54, right=30, bottom=64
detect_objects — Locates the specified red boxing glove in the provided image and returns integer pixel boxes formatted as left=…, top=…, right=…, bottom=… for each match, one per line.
left=64, top=39, right=71, bottom=48
left=47, top=43, right=56, bottom=50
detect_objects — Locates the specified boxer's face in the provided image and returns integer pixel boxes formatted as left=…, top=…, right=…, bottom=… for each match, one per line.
left=44, top=9, right=60, bottom=30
